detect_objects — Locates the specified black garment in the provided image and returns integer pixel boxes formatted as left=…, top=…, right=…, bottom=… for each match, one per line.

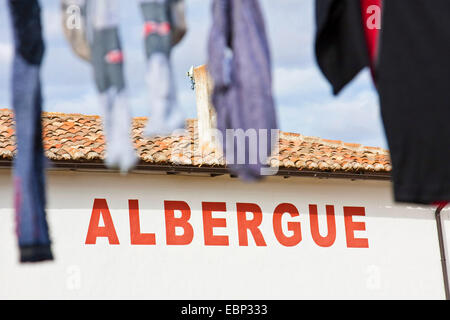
left=315, top=0, right=450, bottom=204
left=315, top=0, right=370, bottom=95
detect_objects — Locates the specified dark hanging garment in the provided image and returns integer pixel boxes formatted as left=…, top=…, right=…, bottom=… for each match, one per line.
left=208, top=0, right=279, bottom=181
left=315, top=0, right=450, bottom=204
left=315, top=0, right=370, bottom=95
left=377, top=1, right=450, bottom=204
left=8, top=0, right=53, bottom=263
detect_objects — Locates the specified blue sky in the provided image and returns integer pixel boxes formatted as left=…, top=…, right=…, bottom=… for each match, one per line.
left=0, top=0, right=388, bottom=148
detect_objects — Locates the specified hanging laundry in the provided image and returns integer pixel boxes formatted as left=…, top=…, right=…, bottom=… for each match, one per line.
left=62, top=0, right=187, bottom=167
left=315, top=0, right=450, bottom=204
left=84, top=0, right=138, bottom=173
left=377, top=1, right=450, bottom=204
left=8, top=0, right=53, bottom=263
left=315, top=0, right=370, bottom=95
left=208, top=0, right=278, bottom=181
left=139, top=0, right=186, bottom=137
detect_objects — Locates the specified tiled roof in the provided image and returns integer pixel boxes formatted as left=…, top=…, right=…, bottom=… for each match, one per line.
left=0, top=108, right=392, bottom=176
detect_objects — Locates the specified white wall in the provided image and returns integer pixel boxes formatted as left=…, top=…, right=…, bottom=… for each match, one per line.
left=0, top=169, right=447, bottom=299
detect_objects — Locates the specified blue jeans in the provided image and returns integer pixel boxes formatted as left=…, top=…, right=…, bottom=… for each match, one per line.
left=9, top=0, right=53, bottom=263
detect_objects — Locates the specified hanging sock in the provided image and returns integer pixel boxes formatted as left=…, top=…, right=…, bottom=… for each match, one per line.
left=208, top=0, right=279, bottom=181
left=8, top=0, right=53, bottom=263
left=139, top=0, right=186, bottom=137
left=86, top=0, right=138, bottom=173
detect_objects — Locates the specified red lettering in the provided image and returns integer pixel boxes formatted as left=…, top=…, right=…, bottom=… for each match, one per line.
left=273, top=203, right=302, bottom=247
left=164, top=201, right=193, bottom=245
left=85, top=199, right=119, bottom=245
left=129, top=200, right=156, bottom=245
left=236, top=203, right=267, bottom=246
left=309, top=205, right=336, bottom=247
left=202, top=202, right=228, bottom=246
left=344, top=206, right=369, bottom=248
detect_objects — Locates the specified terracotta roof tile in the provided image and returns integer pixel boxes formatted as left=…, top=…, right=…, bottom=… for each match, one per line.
left=0, top=108, right=391, bottom=174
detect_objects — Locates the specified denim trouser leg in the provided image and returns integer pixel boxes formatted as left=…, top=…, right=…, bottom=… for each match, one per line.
left=9, top=0, right=53, bottom=263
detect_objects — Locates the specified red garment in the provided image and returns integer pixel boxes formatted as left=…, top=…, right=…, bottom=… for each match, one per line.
left=433, top=202, right=449, bottom=210
left=361, top=0, right=382, bottom=68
